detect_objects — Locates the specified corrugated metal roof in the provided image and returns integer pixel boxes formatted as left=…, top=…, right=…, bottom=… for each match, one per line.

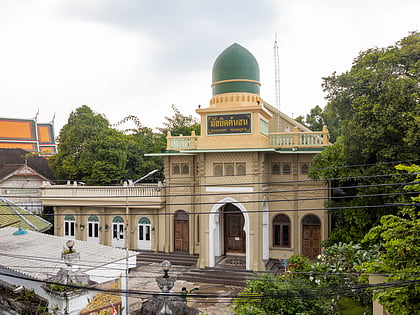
left=0, top=227, right=138, bottom=281
left=0, top=198, right=52, bottom=232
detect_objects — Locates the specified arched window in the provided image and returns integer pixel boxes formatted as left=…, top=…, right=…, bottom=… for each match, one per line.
left=302, top=214, right=320, bottom=225
left=112, top=216, right=124, bottom=223
left=236, top=163, right=246, bottom=176
left=181, top=164, right=190, bottom=175
left=173, top=164, right=180, bottom=175
left=213, top=163, right=223, bottom=176
left=273, top=214, right=291, bottom=247
left=301, top=163, right=309, bottom=174
left=138, top=217, right=151, bottom=225
left=283, top=163, right=291, bottom=174
left=272, top=163, right=281, bottom=174
left=225, top=163, right=234, bottom=176
left=64, top=214, right=75, bottom=237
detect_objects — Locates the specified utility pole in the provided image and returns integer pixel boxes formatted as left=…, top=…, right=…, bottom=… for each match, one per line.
left=274, top=33, right=281, bottom=132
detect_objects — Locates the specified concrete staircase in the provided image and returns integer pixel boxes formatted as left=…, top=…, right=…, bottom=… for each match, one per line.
left=134, top=251, right=255, bottom=287
left=135, top=250, right=199, bottom=267
left=265, top=258, right=285, bottom=273
left=178, top=267, right=255, bottom=287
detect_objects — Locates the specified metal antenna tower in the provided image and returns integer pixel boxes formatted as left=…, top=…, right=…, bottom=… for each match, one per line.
left=274, top=34, right=281, bottom=132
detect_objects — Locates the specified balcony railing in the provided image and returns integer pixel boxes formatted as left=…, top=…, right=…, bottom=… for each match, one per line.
left=166, top=131, right=199, bottom=150
left=40, top=182, right=164, bottom=207
left=166, top=126, right=329, bottom=151
left=269, top=127, right=329, bottom=148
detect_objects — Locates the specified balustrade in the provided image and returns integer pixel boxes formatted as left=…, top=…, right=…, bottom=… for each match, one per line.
left=41, top=184, right=161, bottom=199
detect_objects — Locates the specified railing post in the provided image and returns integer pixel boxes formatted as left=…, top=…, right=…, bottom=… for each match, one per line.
left=322, top=125, right=329, bottom=145
left=166, top=131, right=172, bottom=150
left=191, top=131, right=196, bottom=148
left=293, top=127, right=299, bottom=146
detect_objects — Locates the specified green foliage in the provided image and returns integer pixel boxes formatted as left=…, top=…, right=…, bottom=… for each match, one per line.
left=50, top=106, right=167, bottom=184
left=295, top=105, right=340, bottom=142
left=311, top=32, right=420, bottom=244
left=14, top=288, right=36, bottom=302
left=360, top=165, right=420, bottom=315
left=233, top=273, right=331, bottom=315
left=322, top=31, right=419, bottom=165
left=125, top=126, right=165, bottom=181
left=49, top=284, right=68, bottom=292
left=157, top=104, right=200, bottom=136
left=234, top=245, right=374, bottom=314
left=310, top=242, right=375, bottom=297
left=309, top=137, right=345, bottom=180
left=287, top=254, right=311, bottom=274
left=336, top=297, right=368, bottom=315
left=50, top=105, right=129, bottom=184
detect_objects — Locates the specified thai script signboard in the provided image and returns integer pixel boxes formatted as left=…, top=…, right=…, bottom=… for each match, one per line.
left=207, top=113, right=252, bottom=135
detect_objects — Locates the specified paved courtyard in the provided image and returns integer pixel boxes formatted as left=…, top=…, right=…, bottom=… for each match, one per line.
left=128, top=263, right=243, bottom=314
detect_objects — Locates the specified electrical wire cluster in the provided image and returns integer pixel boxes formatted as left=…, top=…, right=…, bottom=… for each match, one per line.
left=0, top=159, right=418, bottom=305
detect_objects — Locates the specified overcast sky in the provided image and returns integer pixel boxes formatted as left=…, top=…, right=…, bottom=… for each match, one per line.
left=1, top=0, right=419, bottom=134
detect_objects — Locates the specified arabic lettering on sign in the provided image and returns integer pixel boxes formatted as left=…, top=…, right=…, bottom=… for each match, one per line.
left=207, top=114, right=252, bottom=135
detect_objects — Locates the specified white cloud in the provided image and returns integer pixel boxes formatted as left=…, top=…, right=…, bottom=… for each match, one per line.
left=0, top=0, right=418, bottom=135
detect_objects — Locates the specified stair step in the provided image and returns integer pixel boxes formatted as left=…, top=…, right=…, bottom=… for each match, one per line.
left=134, top=250, right=199, bottom=266
left=265, top=258, right=284, bottom=273
left=178, top=267, right=255, bottom=287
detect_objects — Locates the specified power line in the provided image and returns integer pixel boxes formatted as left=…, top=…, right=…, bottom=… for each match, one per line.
left=5, top=158, right=418, bottom=186
left=2, top=172, right=417, bottom=202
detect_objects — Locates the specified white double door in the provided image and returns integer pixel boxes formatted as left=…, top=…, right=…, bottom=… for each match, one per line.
left=87, top=221, right=99, bottom=244
left=138, top=223, right=151, bottom=250
left=112, top=222, right=125, bottom=248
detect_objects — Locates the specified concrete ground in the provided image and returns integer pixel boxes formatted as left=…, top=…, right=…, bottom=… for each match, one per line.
left=128, top=263, right=243, bottom=314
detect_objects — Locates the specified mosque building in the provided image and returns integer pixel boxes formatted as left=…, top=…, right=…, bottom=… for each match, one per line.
left=41, top=43, right=330, bottom=271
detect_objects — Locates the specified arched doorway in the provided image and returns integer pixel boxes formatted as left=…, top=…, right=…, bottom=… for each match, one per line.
left=64, top=214, right=75, bottom=239
left=174, top=210, right=189, bottom=252
left=209, top=198, right=250, bottom=269
left=223, top=203, right=245, bottom=254
left=87, top=215, right=99, bottom=244
left=112, top=216, right=125, bottom=248
left=302, top=214, right=321, bottom=259
left=138, top=217, right=152, bottom=250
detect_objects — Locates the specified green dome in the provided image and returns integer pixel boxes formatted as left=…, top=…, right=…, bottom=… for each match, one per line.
left=212, top=43, right=260, bottom=96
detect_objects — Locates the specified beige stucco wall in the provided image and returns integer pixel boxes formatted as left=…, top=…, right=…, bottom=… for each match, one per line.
left=49, top=89, right=329, bottom=272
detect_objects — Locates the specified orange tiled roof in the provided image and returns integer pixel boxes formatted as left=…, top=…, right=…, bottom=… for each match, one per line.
left=0, top=118, right=57, bottom=156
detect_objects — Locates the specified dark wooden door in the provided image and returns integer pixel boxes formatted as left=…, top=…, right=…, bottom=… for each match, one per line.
left=302, top=224, right=321, bottom=259
left=224, top=211, right=245, bottom=253
left=174, top=211, right=189, bottom=252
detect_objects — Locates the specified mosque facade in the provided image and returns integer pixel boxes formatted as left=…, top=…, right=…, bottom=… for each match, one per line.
left=42, top=43, right=330, bottom=271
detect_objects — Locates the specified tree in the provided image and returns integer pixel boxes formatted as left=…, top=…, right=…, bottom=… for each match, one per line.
left=295, top=105, right=340, bottom=142
left=157, top=104, right=200, bottom=137
left=233, top=245, right=375, bottom=314
left=310, top=32, right=420, bottom=244
left=49, top=105, right=128, bottom=184
left=233, top=273, right=331, bottom=315
left=360, top=165, right=420, bottom=314
left=119, top=115, right=165, bottom=181
left=322, top=31, right=419, bottom=165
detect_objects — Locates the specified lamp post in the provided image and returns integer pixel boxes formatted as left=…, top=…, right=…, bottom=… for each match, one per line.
left=124, top=169, right=158, bottom=315
left=156, top=260, right=176, bottom=292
